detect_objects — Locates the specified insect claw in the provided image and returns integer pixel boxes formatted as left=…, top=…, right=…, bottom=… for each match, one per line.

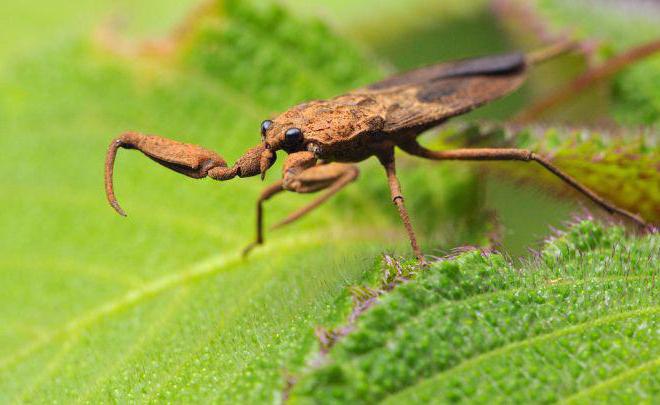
left=105, top=132, right=234, bottom=217
left=105, top=138, right=129, bottom=217
left=242, top=241, right=259, bottom=257
left=110, top=200, right=128, bottom=217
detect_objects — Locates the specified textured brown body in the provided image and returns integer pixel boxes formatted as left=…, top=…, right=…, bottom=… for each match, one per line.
left=265, top=53, right=526, bottom=163
left=104, top=44, right=648, bottom=262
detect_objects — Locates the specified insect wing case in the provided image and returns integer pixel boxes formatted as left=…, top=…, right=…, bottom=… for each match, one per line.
left=360, top=52, right=528, bottom=132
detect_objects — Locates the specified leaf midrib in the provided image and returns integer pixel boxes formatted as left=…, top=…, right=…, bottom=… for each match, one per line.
left=72, top=286, right=192, bottom=404
left=0, top=233, right=325, bottom=373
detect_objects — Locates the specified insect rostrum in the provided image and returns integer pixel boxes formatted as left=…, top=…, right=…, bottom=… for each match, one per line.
left=104, top=42, right=648, bottom=262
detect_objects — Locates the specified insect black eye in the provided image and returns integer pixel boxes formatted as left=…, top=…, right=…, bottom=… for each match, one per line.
left=285, top=127, right=303, bottom=144
left=261, top=120, right=273, bottom=137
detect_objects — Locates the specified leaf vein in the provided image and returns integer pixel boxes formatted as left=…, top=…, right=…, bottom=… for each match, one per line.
left=0, top=234, right=328, bottom=373
left=560, top=356, right=660, bottom=404
left=382, top=306, right=659, bottom=404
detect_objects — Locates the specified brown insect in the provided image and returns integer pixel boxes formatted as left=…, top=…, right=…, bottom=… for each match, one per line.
left=105, top=41, right=647, bottom=262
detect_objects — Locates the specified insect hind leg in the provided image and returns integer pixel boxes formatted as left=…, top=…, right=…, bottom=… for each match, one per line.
left=399, top=140, right=648, bottom=229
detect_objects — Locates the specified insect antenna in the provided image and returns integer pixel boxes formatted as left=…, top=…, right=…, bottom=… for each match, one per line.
left=525, top=39, right=578, bottom=65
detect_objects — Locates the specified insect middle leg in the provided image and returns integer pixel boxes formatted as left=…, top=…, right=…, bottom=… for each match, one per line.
left=243, top=155, right=359, bottom=256
left=399, top=140, right=648, bottom=228
left=377, top=148, right=425, bottom=263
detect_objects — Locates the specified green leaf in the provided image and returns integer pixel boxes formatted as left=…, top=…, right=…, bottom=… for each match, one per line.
left=290, top=220, right=660, bottom=403
left=0, top=1, right=488, bottom=402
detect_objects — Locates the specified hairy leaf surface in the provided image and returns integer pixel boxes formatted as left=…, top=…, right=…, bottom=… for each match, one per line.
left=291, top=221, right=660, bottom=403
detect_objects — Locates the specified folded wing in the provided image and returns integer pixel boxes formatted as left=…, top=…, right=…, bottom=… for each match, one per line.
left=358, top=52, right=528, bottom=132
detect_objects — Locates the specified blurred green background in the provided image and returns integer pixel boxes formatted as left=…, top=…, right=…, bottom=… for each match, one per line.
left=0, top=0, right=657, bottom=402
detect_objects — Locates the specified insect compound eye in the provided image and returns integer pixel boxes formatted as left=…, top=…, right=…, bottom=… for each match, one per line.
left=284, top=127, right=303, bottom=144
left=260, top=120, right=273, bottom=139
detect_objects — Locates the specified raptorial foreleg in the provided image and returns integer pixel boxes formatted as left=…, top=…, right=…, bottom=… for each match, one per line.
left=105, top=132, right=275, bottom=216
